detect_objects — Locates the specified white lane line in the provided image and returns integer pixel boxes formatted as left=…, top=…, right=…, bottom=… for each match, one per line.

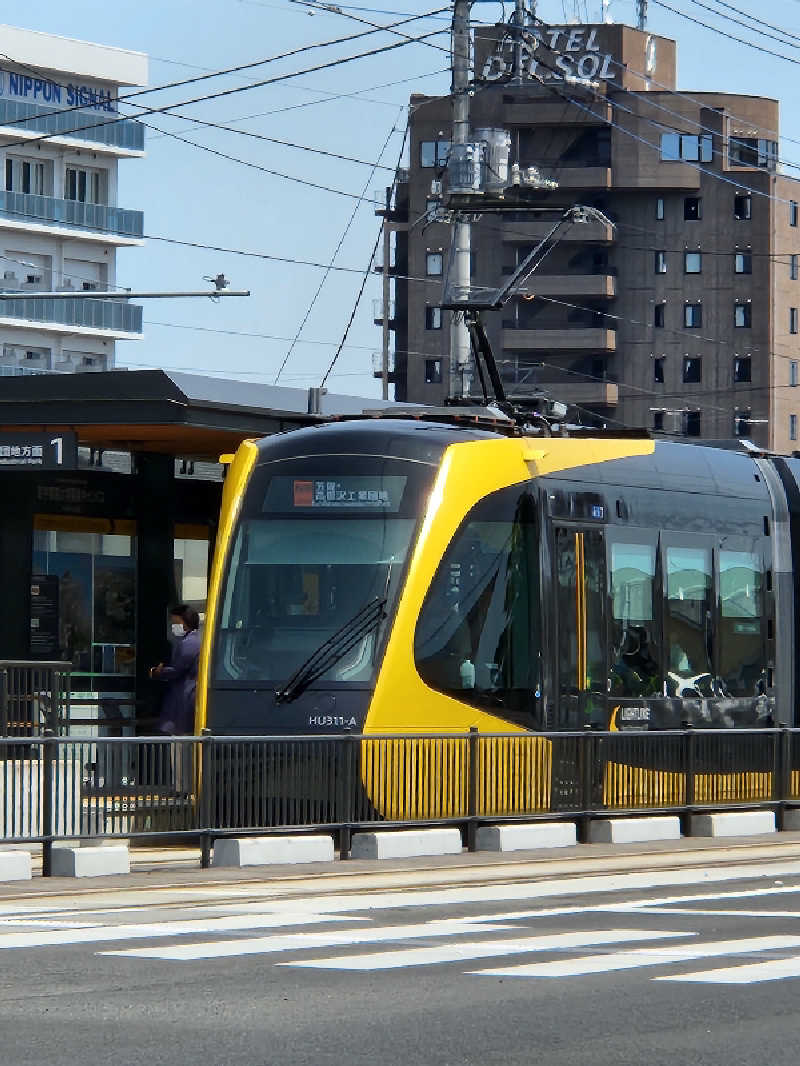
left=607, top=885, right=800, bottom=912
left=98, top=920, right=514, bottom=961
left=281, top=929, right=691, bottom=971
left=4, top=862, right=800, bottom=923
left=0, top=911, right=367, bottom=950
left=656, top=957, right=800, bottom=984
left=472, top=936, right=800, bottom=978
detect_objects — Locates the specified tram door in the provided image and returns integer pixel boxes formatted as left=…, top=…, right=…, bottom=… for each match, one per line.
left=554, top=527, right=607, bottom=729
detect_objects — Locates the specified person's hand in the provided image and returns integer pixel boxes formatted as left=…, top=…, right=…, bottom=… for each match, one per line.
left=150, top=663, right=164, bottom=678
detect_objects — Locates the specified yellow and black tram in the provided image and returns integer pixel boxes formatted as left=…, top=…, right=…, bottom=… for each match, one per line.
left=195, top=416, right=799, bottom=815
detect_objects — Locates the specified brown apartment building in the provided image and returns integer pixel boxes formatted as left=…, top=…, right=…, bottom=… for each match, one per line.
left=382, top=21, right=800, bottom=450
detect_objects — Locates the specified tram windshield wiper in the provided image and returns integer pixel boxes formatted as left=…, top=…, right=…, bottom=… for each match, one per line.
left=274, top=596, right=387, bottom=704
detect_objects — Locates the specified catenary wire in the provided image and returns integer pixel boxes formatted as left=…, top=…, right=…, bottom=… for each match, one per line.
left=274, top=113, right=402, bottom=383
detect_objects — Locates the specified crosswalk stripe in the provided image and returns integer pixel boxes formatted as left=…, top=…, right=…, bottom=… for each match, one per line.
left=0, top=911, right=367, bottom=950
left=99, top=920, right=515, bottom=961
left=471, top=935, right=800, bottom=978
left=281, top=929, right=691, bottom=971
left=656, top=957, right=800, bottom=984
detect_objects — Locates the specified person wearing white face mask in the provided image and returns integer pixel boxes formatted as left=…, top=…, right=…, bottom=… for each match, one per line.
left=150, top=605, right=201, bottom=736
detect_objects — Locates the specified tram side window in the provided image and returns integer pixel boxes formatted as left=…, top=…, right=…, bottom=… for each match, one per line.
left=665, top=545, right=713, bottom=696
left=414, top=488, right=539, bottom=719
left=719, top=549, right=765, bottom=697
left=609, top=542, right=659, bottom=697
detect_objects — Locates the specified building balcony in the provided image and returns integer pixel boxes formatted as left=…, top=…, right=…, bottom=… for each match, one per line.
left=0, top=190, right=143, bottom=241
left=502, top=218, right=614, bottom=243
left=503, top=100, right=613, bottom=127
left=0, top=292, right=142, bottom=336
left=541, top=381, right=619, bottom=406
left=0, top=98, right=144, bottom=154
left=502, top=327, right=616, bottom=351
left=520, top=275, right=616, bottom=299
left=546, top=165, right=612, bottom=189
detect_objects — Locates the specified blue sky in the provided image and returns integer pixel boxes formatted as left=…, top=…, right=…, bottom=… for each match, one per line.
left=8, top=0, right=800, bottom=397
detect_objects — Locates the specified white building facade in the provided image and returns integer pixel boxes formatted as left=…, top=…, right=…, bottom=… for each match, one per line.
left=0, top=25, right=147, bottom=376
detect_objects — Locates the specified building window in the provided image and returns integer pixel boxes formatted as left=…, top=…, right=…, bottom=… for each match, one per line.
left=684, top=304, right=702, bottom=328
left=734, top=303, right=752, bottom=328
left=660, top=133, right=712, bottom=162
left=425, top=358, right=442, bottom=384
left=734, top=194, right=752, bottom=220
left=654, top=302, right=665, bottom=328
left=734, top=356, right=751, bottom=383
left=425, top=251, right=443, bottom=276
left=729, top=137, right=778, bottom=170
left=792, top=361, right=799, bottom=387
left=425, top=306, right=442, bottom=330
left=684, top=197, right=702, bottom=221
left=65, top=166, right=105, bottom=205
left=792, top=201, right=799, bottom=227
left=685, top=410, right=702, bottom=437
left=655, top=250, right=667, bottom=274
left=419, top=140, right=450, bottom=168
left=792, top=255, right=799, bottom=281
left=425, top=197, right=440, bottom=217
left=653, top=410, right=665, bottom=431
left=654, top=357, right=665, bottom=383
left=792, top=414, right=798, bottom=442
left=683, top=357, right=702, bottom=383
left=5, top=157, right=49, bottom=196
left=734, top=409, right=751, bottom=436
left=656, top=197, right=664, bottom=220
left=684, top=251, right=702, bottom=274
left=735, top=252, right=752, bottom=274
left=791, top=308, right=799, bottom=335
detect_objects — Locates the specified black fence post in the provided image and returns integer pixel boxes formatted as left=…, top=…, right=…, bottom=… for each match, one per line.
left=578, top=726, right=594, bottom=844
left=466, top=727, right=479, bottom=852
left=682, top=724, right=695, bottom=837
left=776, top=727, right=791, bottom=831
left=338, top=733, right=359, bottom=860
left=41, top=727, right=55, bottom=877
left=200, top=729, right=212, bottom=869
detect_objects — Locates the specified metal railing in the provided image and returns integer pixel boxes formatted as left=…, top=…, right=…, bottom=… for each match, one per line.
left=0, top=190, right=144, bottom=238
left=0, top=661, right=70, bottom=737
left=1, top=727, right=800, bottom=873
left=0, top=291, right=143, bottom=333
left=0, top=98, right=145, bottom=151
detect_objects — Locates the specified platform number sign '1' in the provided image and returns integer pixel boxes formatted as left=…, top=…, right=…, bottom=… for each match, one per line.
left=0, top=431, right=78, bottom=469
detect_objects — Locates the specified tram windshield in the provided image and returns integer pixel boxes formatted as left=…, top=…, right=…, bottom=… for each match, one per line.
left=214, top=457, right=433, bottom=685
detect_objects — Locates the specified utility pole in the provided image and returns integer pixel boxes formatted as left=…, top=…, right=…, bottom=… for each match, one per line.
left=450, top=0, right=472, bottom=399
left=380, top=186, right=392, bottom=401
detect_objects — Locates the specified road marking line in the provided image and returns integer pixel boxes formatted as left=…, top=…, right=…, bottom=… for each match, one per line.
left=0, top=911, right=366, bottom=950
left=281, top=929, right=691, bottom=971
left=472, top=936, right=800, bottom=978
left=99, top=920, right=514, bottom=961
left=656, top=957, right=800, bottom=984
left=4, top=860, right=800, bottom=921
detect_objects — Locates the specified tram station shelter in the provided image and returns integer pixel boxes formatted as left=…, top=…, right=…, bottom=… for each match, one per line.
left=0, top=369, right=392, bottom=732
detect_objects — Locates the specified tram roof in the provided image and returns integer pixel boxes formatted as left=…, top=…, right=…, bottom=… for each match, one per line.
left=0, top=369, right=400, bottom=459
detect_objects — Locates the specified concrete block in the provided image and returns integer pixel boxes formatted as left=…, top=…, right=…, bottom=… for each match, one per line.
left=351, top=828, right=462, bottom=860
left=588, top=816, right=682, bottom=844
left=213, top=835, right=334, bottom=868
left=0, top=850, right=32, bottom=881
left=782, top=809, right=800, bottom=831
left=50, top=844, right=130, bottom=878
left=475, top=823, right=577, bottom=852
left=689, top=810, right=775, bottom=838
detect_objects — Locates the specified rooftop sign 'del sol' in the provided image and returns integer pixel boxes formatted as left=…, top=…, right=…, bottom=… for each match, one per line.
left=481, top=26, right=619, bottom=84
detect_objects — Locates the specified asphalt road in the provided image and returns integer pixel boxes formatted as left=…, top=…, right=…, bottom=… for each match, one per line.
left=5, top=853, right=800, bottom=1065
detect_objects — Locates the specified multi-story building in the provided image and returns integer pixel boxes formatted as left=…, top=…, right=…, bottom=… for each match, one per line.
left=0, top=25, right=146, bottom=377
left=385, top=20, right=800, bottom=451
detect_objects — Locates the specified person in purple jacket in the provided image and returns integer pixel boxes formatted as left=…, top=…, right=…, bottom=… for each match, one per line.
left=150, top=605, right=201, bottom=736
